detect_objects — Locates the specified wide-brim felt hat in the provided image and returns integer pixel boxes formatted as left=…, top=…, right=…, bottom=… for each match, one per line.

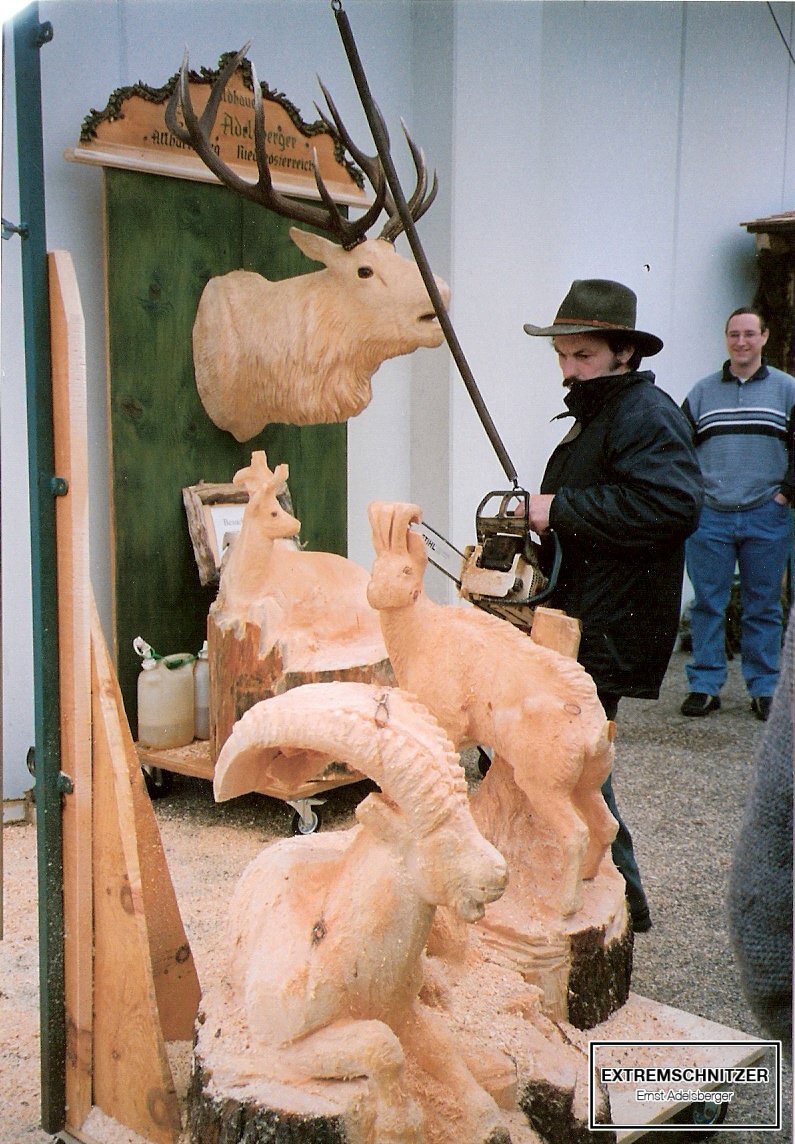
left=523, top=279, right=663, bottom=357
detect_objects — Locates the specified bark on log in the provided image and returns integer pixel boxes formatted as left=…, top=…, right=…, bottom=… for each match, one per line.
left=188, top=1039, right=613, bottom=1144
left=207, top=614, right=393, bottom=763
left=187, top=1055, right=349, bottom=1144
left=519, top=1078, right=616, bottom=1144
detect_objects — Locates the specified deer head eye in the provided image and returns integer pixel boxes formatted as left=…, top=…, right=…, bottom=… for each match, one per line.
left=357, top=266, right=374, bottom=279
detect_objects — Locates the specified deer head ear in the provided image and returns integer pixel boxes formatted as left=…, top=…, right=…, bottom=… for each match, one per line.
left=355, top=793, right=407, bottom=843
left=289, top=226, right=338, bottom=266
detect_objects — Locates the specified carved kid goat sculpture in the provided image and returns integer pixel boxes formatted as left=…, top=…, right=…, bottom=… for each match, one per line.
left=213, top=450, right=385, bottom=671
left=211, top=682, right=510, bottom=1144
left=167, top=48, right=450, bottom=440
left=367, top=502, right=618, bottom=917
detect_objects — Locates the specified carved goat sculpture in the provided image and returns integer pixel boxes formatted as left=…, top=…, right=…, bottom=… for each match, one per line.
left=167, top=48, right=451, bottom=441
left=367, top=502, right=618, bottom=917
left=213, top=682, right=509, bottom=1144
left=213, top=450, right=385, bottom=670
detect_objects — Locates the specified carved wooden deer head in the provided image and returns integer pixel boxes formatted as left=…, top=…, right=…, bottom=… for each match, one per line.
left=166, top=48, right=451, bottom=441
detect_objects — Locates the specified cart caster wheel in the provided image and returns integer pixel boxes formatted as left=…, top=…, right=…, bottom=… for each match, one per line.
left=691, top=1099, right=728, bottom=1127
left=142, top=766, right=174, bottom=799
left=669, top=1092, right=730, bottom=1139
left=291, top=807, right=321, bottom=835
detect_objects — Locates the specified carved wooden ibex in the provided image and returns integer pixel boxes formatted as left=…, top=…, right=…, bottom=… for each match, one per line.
left=367, top=502, right=618, bottom=918
left=167, top=48, right=451, bottom=441
left=213, top=682, right=510, bottom=1143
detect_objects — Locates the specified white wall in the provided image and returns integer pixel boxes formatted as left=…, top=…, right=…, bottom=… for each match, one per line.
left=3, top=0, right=794, bottom=801
left=2, top=29, right=35, bottom=806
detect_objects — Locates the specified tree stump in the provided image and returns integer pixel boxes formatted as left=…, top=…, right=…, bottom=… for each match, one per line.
left=187, top=979, right=617, bottom=1139
left=187, top=977, right=615, bottom=1144
left=207, top=613, right=393, bottom=765
left=187, top=987, right=354, bottom=1143
left=472, top=753, right=632, bottom=1030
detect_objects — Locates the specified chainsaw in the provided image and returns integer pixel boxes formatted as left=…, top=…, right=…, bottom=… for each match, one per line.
left=410, top=490, right=562, bottom=632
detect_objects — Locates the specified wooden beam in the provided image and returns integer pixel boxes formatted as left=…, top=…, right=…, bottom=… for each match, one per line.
left=91, top=599, right=181, bottom=1141
left=49, top=250, right=93, bottom=1131
left=51, top=248, right=200, bottom=1139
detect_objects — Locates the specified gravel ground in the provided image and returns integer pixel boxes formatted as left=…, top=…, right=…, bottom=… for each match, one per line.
left=612, top=649, right=792, bottom=1142
left=0, top=648, right=791, bottom=1142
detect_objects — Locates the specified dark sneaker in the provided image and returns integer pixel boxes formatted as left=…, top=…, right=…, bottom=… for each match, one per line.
left=626, top=890, right=653, bottom=933
left=680, top=692, right=721, bottom=717
left=750, top=696, right=772, bottom=722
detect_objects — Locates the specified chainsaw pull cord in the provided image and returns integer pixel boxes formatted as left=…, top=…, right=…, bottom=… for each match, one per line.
left=331, top=0, right=518, bottom=489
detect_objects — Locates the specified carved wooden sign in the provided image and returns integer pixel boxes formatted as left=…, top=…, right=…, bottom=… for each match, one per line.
left=67, top=52, right=368, bottom=206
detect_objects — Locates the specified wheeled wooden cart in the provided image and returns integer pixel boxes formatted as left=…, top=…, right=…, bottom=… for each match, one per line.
left=136, top=739, right=367, bottom=834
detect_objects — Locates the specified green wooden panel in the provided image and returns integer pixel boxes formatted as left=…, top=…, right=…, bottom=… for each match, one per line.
left=104, top=169, right=347, bottom=729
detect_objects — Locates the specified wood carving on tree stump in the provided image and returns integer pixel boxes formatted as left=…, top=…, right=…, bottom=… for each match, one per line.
left=207, top=452, right=391, bottom=766
left=194, top=682, right=512, bottom=1143
left=193, top=682, right=616, bottom=1143
left=366, top=501, right=632, bottom=1028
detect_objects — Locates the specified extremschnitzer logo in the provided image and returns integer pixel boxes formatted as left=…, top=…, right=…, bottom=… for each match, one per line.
left=589, top=1039, right=781, bottom=1134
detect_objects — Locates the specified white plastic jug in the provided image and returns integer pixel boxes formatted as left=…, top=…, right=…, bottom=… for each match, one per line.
left=194, top=640, right=210, bottom=740
left=134, top=639, right=195, bottom=749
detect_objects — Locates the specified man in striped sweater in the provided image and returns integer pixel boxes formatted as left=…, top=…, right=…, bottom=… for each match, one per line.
left=681, top=307, right=795, bottom=721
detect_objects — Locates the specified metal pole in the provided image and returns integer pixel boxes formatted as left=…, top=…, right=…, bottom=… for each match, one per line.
left=13, top=4, right=65, bottom=1133
left=332, top=0, right=519, bottom=487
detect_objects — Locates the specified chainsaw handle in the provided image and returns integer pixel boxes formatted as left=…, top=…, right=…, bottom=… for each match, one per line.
left=527, top=530, right=563, bottom=605
left=475, top=488, right=530, bottom=526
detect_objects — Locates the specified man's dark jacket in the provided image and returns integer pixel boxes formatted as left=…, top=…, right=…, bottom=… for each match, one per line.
left=542, top=370, right=703, bottom=699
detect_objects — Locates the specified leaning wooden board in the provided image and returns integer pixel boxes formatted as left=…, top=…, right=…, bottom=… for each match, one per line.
left=102, top=167, right=347, bottom=731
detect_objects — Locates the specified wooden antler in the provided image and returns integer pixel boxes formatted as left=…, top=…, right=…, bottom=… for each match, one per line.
left=316, top=81, right=438, bottom=244
left=232, top=451, right=287, bottom=498
left=165, top=46, right=387, bottom=249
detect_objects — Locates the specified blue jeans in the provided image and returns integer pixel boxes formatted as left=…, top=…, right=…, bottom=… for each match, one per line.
left=685, top=500, right=793, bottom=698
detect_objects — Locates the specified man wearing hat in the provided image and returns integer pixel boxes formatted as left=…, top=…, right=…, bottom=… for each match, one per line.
left=524, top=279, right=703, bottom=933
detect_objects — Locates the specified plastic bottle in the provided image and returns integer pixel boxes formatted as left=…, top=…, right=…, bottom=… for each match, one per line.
left=194, top=640, right=210, bottom=740
left=134, top=638, right=195, bottom=749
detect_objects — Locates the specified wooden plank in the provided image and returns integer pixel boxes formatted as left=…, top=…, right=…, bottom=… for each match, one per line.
left=592, top=995, right=772, bottom=1141
left=93, top=593, right=201, bottom=1036
left=69, top=142, right=369, bottom=205
left=49, top=250, right=93, bottom=1132
left=91, top=597, right=185, bottom=1144
left=68, top=63, right=368, bottom=203
left=530, top=605, right=581, bottom=659
left=129, top=780, right=202, bottom=1040
left=103, top=169, right=347, bottom=730
left=137, top=740, right=216, bottom=783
